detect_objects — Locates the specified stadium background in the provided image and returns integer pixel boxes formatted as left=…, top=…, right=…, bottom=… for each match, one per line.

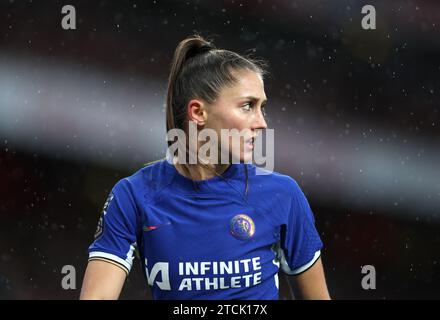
left=0, top=0, right=439, bottom=299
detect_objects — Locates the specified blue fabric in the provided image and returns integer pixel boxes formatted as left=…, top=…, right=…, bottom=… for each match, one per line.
left=88, top=159, right=323, bottom=299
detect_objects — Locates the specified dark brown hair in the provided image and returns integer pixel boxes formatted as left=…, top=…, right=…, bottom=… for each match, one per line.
left=165, top=34, right=268, bottom=193
left=166, top=34, right=268, bottom=141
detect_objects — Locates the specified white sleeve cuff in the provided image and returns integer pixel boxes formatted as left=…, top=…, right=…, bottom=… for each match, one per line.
left=88, top=251, right=133, bottom=274
left=280, top=250, right=321, bottom=276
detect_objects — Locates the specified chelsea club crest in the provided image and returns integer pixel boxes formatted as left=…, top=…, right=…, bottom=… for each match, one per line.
left=230, top=214, right=255, bottom=240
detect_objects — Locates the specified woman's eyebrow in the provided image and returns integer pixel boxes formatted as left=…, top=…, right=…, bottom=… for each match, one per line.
left=240, top=96, right=268, bottom=103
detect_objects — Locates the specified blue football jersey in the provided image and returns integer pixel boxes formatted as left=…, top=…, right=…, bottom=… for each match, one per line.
left=88, top=159, right=323, bottom=300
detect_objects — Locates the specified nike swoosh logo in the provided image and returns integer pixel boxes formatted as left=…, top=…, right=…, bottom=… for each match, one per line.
left=143, top=222, right=171, bottom=232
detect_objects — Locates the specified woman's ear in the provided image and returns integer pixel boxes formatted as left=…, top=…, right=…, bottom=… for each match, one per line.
left=187, top=99, right=207, bottom=127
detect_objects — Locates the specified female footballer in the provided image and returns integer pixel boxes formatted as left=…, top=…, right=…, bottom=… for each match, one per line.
left=80, top=35, right=330, bottom=300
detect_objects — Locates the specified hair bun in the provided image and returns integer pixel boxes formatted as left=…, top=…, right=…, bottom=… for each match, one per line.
left=185, top=36, right=215, bottom=60
left=198, top=43, right=214, bottom=54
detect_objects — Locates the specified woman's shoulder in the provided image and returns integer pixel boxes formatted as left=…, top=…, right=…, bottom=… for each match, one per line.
left=246, top=163, right=302, bottom=193
left=112, top=158, right=170, bottom=196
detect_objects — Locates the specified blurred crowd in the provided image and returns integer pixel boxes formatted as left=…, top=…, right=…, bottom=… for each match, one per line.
left=1, top=0, right=439, bottom=299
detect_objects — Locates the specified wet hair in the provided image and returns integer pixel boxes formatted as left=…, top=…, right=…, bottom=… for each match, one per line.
left=165, top=34, right=268, bottom=195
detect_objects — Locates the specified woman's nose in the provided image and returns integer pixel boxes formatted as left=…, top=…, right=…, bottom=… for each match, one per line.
left=254, top=109, right=267, bottom=129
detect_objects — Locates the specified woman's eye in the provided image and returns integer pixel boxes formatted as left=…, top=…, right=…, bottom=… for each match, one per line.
left=241, top=103, right=252, bottom=111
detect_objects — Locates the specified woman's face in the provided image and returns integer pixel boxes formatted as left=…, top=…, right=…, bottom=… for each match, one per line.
left=202, top=69, right=268, bottom=163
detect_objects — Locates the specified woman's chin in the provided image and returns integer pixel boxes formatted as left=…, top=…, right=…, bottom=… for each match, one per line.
left=240, top=151, right=253, bottom=164
left=228, top=149, right=253, bottom=164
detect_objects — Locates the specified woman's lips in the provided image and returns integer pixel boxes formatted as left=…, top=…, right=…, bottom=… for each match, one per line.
left=245, top=137, right=255, bottom=150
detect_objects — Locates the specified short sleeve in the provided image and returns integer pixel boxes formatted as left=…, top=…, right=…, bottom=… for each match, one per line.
left=278, top=180, right=323, bottom=276
left=88, top=178, right=139, bottom=274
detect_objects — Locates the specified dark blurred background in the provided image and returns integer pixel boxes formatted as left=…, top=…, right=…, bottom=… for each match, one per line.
left=0, top=0, right=439, bottom=299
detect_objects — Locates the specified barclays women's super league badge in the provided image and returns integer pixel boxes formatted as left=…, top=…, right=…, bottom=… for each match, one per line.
left=230, top=214, right=255, bottom=240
